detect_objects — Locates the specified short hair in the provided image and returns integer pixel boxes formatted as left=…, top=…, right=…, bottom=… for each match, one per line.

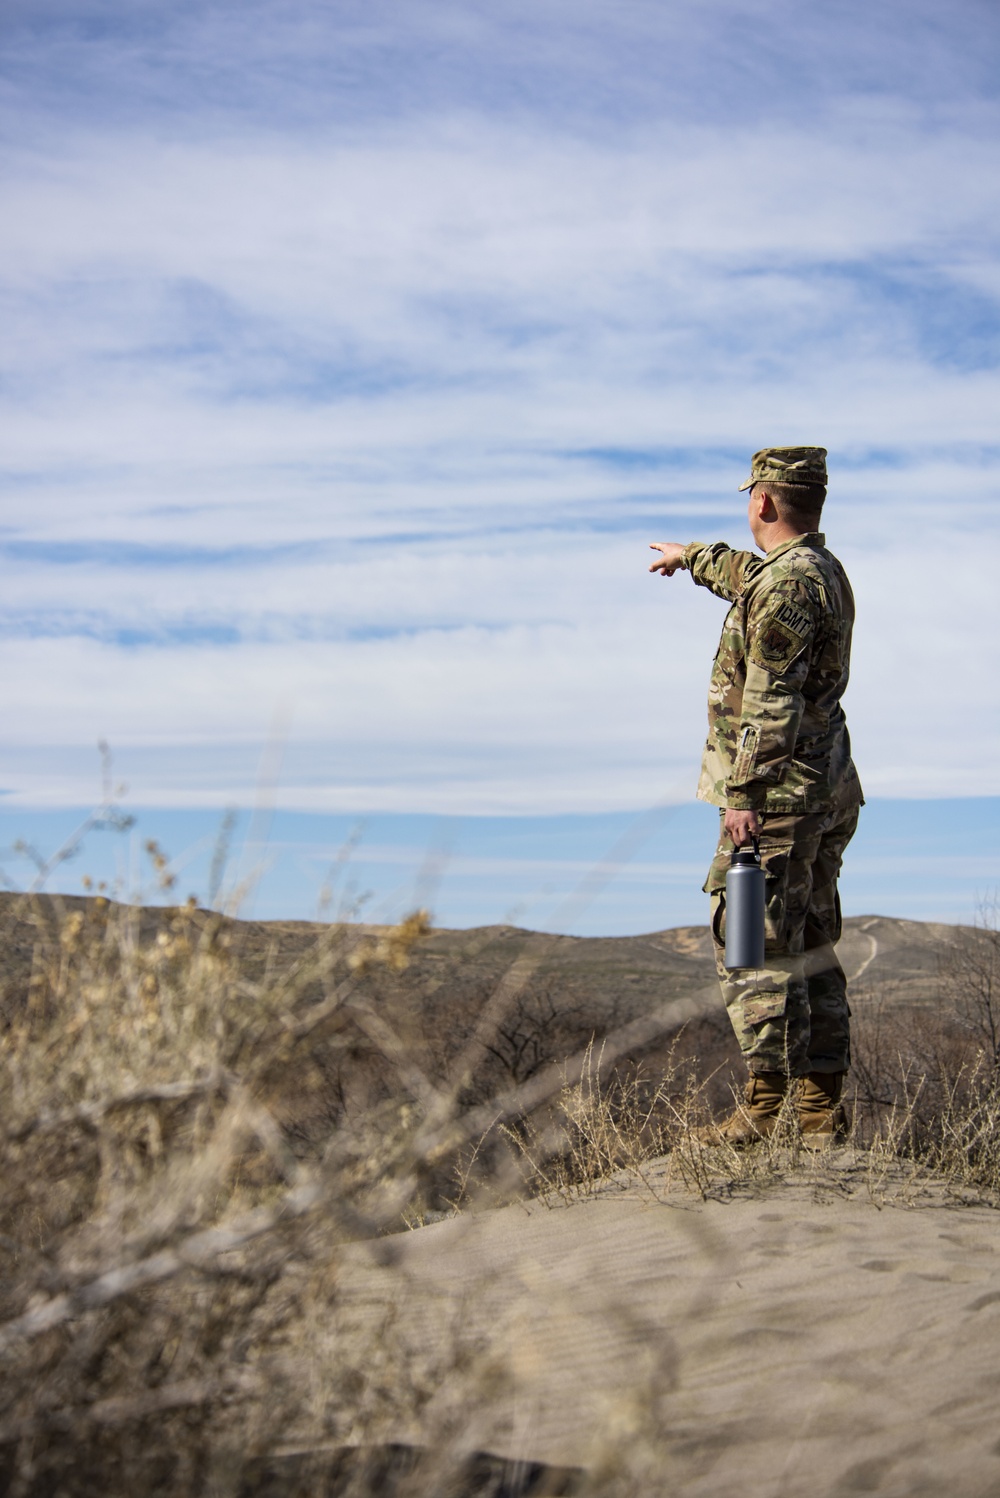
left=753, top=479, right=826, bottom=529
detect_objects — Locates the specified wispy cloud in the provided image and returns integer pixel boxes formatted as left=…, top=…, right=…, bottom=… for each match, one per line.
left=1, top=0, right=999, bottom=814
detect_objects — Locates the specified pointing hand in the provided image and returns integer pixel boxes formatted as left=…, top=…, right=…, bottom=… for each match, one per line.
left=649, top=542, right=686, bottom=576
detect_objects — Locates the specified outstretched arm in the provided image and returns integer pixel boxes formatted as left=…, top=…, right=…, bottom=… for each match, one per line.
left=649, top=540, right=763, bottom=599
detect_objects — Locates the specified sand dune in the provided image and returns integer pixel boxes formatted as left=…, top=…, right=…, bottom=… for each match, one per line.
left=329, top=1159, right=1000, bottom=1496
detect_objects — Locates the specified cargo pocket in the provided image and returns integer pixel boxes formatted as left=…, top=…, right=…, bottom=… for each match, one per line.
left=758, top=841, right=793, bottom=953
left=703, top=837, right=731, bottom=897
left=743, top=992, right=787, bottom=1026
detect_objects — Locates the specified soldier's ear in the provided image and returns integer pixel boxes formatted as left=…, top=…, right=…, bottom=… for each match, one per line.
left=754, top=488, right=778, bottom=522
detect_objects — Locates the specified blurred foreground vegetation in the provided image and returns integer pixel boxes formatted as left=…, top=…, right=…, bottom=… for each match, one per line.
left=1, top=883, right=999, bottom=1496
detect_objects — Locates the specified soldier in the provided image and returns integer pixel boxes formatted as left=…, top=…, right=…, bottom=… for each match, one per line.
left=649, top=446, right=863, bottom=1144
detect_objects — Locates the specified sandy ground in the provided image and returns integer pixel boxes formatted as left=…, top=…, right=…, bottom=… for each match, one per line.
left=330, top=1158, right=1000, bottom=1497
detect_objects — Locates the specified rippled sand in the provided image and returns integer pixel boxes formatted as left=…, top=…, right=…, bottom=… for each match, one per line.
left=329, top=1157, right=1000, bottom=1496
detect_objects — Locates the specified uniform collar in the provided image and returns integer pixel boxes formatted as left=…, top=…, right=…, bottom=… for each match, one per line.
left=761, top=531, right=825, bottom=564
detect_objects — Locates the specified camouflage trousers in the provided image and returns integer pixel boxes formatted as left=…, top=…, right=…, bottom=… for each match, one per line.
left=705, top=803, right=860, bottom=1078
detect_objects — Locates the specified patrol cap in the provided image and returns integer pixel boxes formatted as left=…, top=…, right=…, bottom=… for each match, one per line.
left=738, top=446, right=828, bottom=492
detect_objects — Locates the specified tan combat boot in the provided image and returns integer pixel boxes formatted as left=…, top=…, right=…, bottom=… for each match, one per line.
left=694, top=1072, right=789, bottom=1146
left=798, top=1071, right=848, bottom=1148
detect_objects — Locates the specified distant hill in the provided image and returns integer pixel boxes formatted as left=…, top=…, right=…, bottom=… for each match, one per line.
left=0, top=892, right=961, bottom=1020
left=0, top=894, right=969, bottom=1134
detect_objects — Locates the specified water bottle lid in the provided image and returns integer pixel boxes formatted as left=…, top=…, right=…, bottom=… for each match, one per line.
left=730, top=837, right=761, bottom=868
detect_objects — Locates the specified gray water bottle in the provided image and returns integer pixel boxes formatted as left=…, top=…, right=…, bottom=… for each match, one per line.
left=724, top=838, right=765, bottom=970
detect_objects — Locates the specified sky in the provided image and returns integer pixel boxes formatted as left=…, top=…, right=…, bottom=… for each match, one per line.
left=2, top=0, right=1000, bottom=929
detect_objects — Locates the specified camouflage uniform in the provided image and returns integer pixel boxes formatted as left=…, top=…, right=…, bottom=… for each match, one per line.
left=676, top=448, right=863, bottom=1077
left=702, top=804, right=859, bottom=1076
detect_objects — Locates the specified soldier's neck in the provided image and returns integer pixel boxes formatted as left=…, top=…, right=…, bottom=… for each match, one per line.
left=756, top=523, right=814, bottom=554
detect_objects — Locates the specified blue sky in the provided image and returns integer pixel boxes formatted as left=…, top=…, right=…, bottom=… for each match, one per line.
left=2, top=0, right=999, bottom=928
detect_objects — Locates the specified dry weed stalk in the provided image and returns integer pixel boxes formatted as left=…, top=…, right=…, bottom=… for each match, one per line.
left=505, top=1035, right=825, bottom=1206
left=503, top=1040, right=690, bottom=1203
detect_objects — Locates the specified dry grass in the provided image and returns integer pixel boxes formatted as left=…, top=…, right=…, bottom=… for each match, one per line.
left=2, top=864, right=1000, bottom=1495
left=0, top=875, right=696, bottom=1495
left=0, top=888, right=469, bottom=1496
left=506, top=1043, right=826, bottom=1210
left=505, top=903, right=1000, bottom=1212
left=501, top=1039, right=712, bottom=1204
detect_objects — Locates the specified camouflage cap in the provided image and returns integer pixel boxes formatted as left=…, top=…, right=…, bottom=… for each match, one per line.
left=738, top=446, right=828, bottom=492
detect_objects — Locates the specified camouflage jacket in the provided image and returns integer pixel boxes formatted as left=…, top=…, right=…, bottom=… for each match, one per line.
left=680, top=533, right=863, bottom=813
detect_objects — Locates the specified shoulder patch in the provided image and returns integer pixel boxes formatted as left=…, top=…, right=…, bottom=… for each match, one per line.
left=770, top=599, right=812, bottom=638
left=748, top=605, right=814, bottom=677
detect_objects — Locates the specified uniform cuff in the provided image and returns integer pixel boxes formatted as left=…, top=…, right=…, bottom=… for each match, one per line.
left=725, top=791, right=767, bottom=811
